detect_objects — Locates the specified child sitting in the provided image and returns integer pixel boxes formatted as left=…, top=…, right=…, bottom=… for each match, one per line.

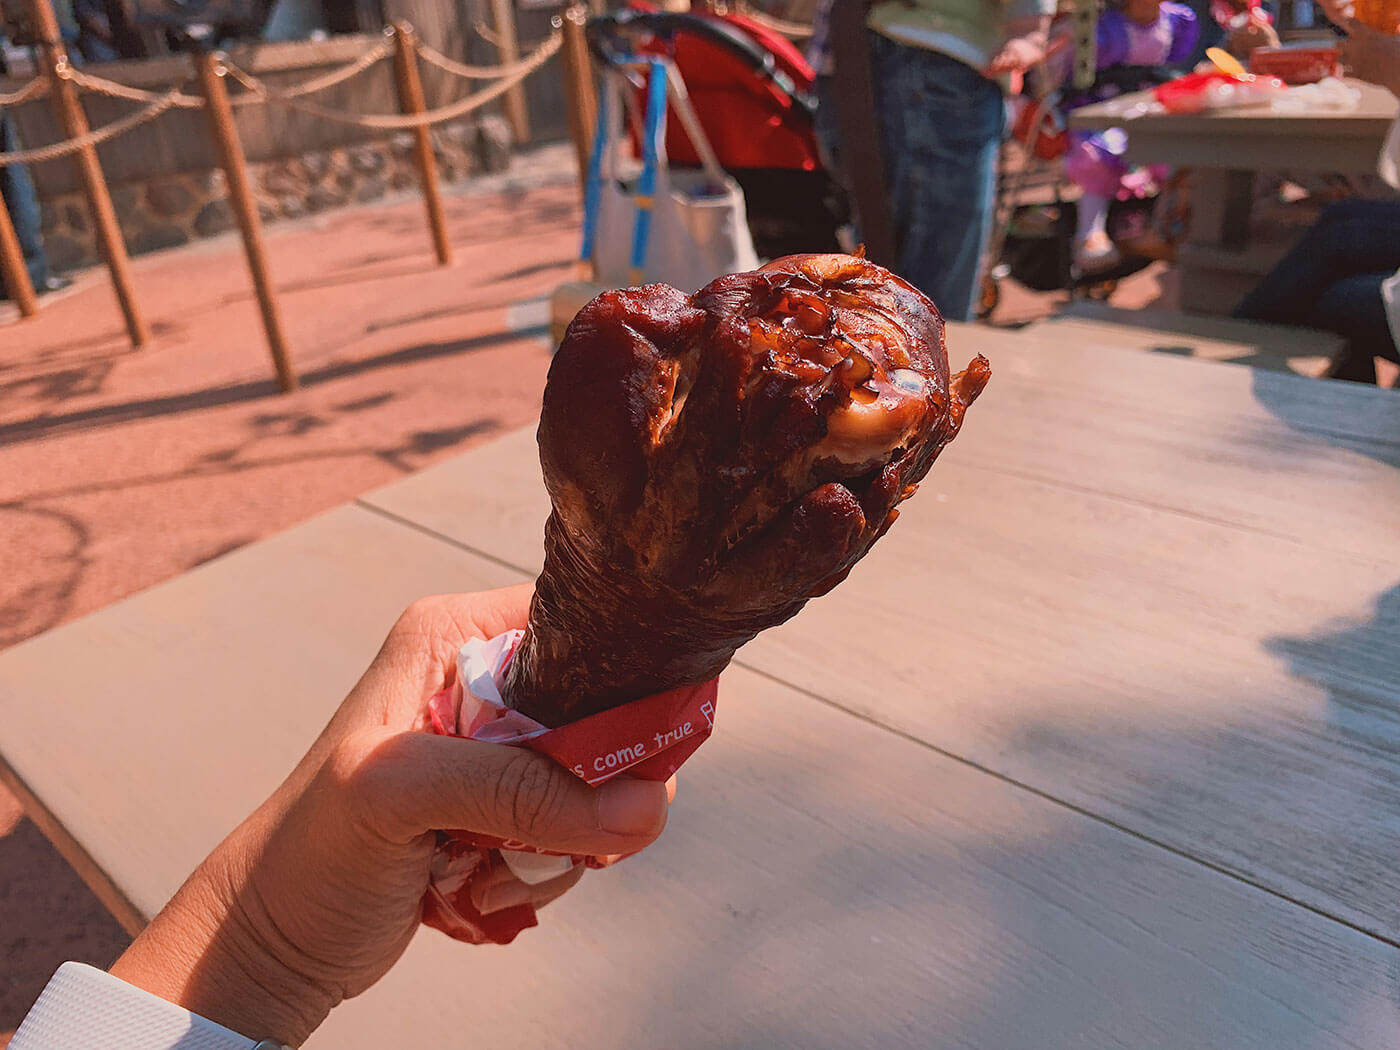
left=1057, top=0, right=1199, bottom=272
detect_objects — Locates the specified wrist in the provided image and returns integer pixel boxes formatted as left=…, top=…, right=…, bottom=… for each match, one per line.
left=111, top=856, right=337, bottom=1047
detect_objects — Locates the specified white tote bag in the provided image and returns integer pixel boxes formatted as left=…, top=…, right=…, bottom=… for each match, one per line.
left=585, top=60, right=759, bottom=293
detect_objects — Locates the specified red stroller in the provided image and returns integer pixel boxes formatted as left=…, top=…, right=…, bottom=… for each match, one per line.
left=586, top=5, right=846, bottom=258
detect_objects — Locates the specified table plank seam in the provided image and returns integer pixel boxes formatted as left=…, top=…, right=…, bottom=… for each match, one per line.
left=354, top=498, right=539, bottom=580
left=945, top=458, right=1400, bottom=568
left=358, top=495, right=1400, bottom=953
left=733, top=661, right=1400, bottom=954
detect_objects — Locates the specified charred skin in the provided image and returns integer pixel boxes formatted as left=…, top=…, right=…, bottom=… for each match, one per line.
left=504, top=253, right=991, bottom=725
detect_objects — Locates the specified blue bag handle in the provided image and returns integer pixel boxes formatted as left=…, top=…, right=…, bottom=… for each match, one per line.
left=578, top=80, right=611, bottom=269
left=628, top=60, right=669, bottom=285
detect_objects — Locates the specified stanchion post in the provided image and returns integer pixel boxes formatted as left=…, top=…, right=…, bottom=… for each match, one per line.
left=195, top=50, right=298, bottom=393
left=558, top=5, right=596, bottom=192
left=488, top=0, right=531, bottom=144
left=0, top=195, right=39, bottom=318
left=390, top=22, right=452, bottom=266
left=25, top=0, right=147, bottom=346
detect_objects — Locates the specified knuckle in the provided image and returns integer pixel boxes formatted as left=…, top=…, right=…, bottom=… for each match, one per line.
left=324, top=731, right=398, bottom=801
left=322, top=737, right=375, bottom=797
left=495, top=750, right=570, bottom=844
left=322, top=730, right=422, bottom=839
left=394, top=596, right=441, bottom=634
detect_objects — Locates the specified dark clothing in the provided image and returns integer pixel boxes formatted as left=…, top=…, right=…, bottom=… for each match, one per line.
left=867, top=32, right=1005, bottom=322
left=0, top=36, right=53, bottom=295
left=1234, top=198, right=1400, bottom=381
left=0, top=110, right=52, bottom=294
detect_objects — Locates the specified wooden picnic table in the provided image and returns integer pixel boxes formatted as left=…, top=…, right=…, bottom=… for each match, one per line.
left=1071, top=79, right=1397, bottom=315
left=2, top=327, right=1400, bottom=1047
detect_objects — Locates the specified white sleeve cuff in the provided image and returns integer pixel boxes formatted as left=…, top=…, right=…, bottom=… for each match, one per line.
left=9, top=963, right=281, bottom=1050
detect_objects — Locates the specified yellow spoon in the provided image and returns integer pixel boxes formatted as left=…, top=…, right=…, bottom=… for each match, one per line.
left=1206, top=46, right=1248, bottom=76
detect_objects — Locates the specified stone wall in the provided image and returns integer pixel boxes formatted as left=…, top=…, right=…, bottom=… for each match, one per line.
left=37, top=115, right=513, bottom=273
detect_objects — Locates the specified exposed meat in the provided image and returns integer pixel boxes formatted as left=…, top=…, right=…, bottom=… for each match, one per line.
left=503, top=253, right=991, bottom=725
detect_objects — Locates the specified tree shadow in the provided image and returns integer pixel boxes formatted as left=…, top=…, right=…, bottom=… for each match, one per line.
left=0, top=505, right=92, bottom=650
left=214, top=260, right=444, bottom=305
left=0, top=405, right=503, bottom=654
left=1250, top=367, right=1400, bottom=469
left=1267, top=583, right=1400, bottom=755
left=0, top=326, right=548, bottom=448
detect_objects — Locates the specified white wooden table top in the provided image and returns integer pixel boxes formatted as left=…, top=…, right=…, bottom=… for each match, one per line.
left=1068, top=78, right=1397, bottom=137
left=2, top=329, right=1399, bottom=1047
left=1068, top=79, right=1397, bottom=171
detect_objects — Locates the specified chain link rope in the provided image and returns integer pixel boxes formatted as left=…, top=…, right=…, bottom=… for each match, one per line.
left=0, top=89, right=180, bottom=165
left=415, top=33, right=560, bottom=80
left=0, top=75, right=52, bottom=107
left=222, top=29, right=560, bottom=129
left=0, top=29, right=557, bottom=165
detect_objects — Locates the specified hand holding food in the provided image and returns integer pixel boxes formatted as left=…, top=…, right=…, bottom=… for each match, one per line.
left=111, top=590, right=671, bottom=1046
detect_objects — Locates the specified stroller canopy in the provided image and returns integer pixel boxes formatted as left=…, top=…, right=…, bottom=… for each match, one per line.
left=587, top=5, right=823, bottom=172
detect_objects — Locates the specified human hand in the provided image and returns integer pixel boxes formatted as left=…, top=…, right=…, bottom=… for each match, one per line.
left=1341, top=22, right=1400, bottom=94
left=1317, top=0, right=1354, bottom=23
left=110, top=588, right=672, bottom=1046
left=987, top=35, right=1047, bottom=74
left=1225, top=14, right=1279, bottom=57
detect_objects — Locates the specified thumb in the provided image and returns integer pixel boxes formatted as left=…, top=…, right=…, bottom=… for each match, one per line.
left=352, top=731, right=671, bottom=856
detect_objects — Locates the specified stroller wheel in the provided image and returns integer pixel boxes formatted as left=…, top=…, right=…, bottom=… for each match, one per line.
left=977, top=274, right=1001, bottom=322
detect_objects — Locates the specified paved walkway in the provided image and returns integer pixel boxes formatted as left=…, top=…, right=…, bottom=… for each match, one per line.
left=0, top=148, right=1166, bottom=1042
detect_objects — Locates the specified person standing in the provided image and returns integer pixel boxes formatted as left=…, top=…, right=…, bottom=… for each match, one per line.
left=0, top=34, right=67, bottom=299
left=817, top=0, right=1053, bottom=321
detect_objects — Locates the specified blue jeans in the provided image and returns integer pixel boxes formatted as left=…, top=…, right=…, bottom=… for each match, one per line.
left=0, top=109, right=50, bottom=294
left=868, top=33, right=1004, bottom=322
left=1234, top=198, right=1400, bottom=379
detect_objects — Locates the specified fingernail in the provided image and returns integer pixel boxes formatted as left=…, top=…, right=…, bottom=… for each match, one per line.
left=597, top=779, right=666, bottom=836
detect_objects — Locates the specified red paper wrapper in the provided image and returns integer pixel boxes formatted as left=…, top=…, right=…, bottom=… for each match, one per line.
left=419, top=630, right=718, bottom=944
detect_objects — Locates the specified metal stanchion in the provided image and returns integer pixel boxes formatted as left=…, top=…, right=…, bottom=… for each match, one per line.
left=558, top=5, right=596, bottom=192
left=0, top=196, right=39, bottom=317
left=390, top=22, right=452, bottom=266
left=196, top=51, right=298, bottom=393
left=25, top=0, right=147, bottom=346
left=488, top=0, right=532, bottom=144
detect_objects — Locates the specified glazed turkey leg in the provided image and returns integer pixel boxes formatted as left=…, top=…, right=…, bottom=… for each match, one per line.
left=503, top=253, right=990, bottom=725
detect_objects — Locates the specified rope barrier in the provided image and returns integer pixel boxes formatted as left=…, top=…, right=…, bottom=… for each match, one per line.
left=232, top=37, right=393, bottom=103
left=222, top=30, right=560, bottom=130
left=0, top=89, right=180, bottom=165
left=64, top=65, right=205, bottom=108
left=0, top=30, right=556, bottom=164
left=0, top=76, right=52, bottom=107
left=474, top=22, right=506, bottom=49
left=415, top=35, right=549, bottom=79
left=62, top=38, right=393, bottom=110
